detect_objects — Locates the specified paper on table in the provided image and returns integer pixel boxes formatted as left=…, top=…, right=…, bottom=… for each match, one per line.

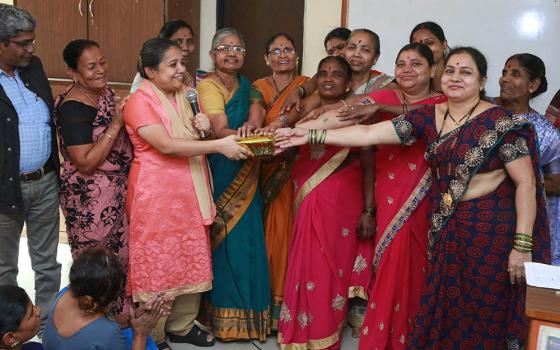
left=524, top=262, right=560, bottom=290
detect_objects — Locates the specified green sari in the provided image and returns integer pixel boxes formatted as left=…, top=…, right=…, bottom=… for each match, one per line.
left=205, top=75, right=271, bottom=341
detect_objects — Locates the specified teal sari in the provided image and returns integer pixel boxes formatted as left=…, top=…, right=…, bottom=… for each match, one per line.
left=206, top=75, right=271, bottom=341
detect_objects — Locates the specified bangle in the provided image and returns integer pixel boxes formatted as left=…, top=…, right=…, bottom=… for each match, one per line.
left=514, top=233, right=532, bottom=240
left=363, top=207, right=376, bottom=217
left=340, top=99, right=348, bottom=107
left=104, top=132, right=115, bottom=140
left=309, top=129, right=316, bottom=144
left=278, top=115, right=289, bottom=127
left=318, top=130, right=327, bottom=144
left=298, top=85, right=307, bottom=98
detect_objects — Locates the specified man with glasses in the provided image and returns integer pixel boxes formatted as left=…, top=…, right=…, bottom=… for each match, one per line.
left=0, top=4, right=61, bottom=331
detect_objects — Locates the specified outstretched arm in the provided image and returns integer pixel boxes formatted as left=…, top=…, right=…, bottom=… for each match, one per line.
left=275, top=119, right=401, bottom=149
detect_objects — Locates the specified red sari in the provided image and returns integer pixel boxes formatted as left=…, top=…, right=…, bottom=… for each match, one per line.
left=279, top=145, right=363, bottom=349
left=358, top=90, right=446, bottom=350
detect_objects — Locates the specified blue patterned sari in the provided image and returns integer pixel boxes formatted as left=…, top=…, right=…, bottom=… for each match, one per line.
left=392, top=105, right=550, bottom=349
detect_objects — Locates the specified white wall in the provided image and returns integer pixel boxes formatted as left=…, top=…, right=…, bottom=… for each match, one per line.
left=0, top=0, right=13, bottom=4
left=301, top=0, right=343, bottom=76
left=348, top=0, right=560, bottom=113
left=198, top=0, right=217, bottom=72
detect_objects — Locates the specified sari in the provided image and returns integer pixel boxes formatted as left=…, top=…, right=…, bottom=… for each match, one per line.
left=391, top=105, right=550, bottom=349
left=347, top=70, right=394, bottom=329
left=54, top=85, right=132, bottom=316
left=357, top=90, right=446, bottom=350
left=278, top=145, right=363, bottom=350
left=546, top=89, right=560, bottom=129
left=197, top=75, right=271, bottom=341
left=352, top=69, right=394, bottom=95
left=251, top=75, right=309, bottom=330
left=522, top=112, right=560, bottom=265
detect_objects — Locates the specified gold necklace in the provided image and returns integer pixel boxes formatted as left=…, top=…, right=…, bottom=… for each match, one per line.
left=75, top=84, right=99, bottom=106
left=215, top=72, right=236, bottom=91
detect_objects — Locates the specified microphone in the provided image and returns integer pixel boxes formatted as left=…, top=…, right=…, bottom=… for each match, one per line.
left=185, top=89, right=207, bottom=138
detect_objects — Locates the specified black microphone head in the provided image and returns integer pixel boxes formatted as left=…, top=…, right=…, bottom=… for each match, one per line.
left=185, top=89, right=198, bottom=103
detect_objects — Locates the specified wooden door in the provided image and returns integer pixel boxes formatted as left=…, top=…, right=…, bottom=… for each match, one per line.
left=87, top=0, right=164, bottom=83
left=166, top=0, right=200, bottom=75
left=16, top=0, right=88, bottom=78
left=218, top=0, right=304, bottom=82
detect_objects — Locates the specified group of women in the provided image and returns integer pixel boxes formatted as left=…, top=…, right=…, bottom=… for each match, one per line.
left=40, top=14, right=560, bottom=350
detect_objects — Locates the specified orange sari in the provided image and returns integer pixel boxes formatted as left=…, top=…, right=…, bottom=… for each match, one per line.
left=251, top=75, right=309, bottom=329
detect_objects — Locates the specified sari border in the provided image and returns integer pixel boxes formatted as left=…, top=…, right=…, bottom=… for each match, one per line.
left=278, top=321, right=344, bottom=350
left=132, top=280, right=212, bottom=303
left=372, top=169, right=432, bottom=271
left=211, top=159, right=259, bottom=249
left=206, top=305, right=271, bottom=341
left=294, top=148, right=350, bottom=212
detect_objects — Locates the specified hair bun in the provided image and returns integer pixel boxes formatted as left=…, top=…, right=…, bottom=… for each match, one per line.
left=78, top=295, right=96, bottom=313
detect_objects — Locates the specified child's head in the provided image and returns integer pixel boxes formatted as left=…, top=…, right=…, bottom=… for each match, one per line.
left=0, top=285, right=41, bottom=349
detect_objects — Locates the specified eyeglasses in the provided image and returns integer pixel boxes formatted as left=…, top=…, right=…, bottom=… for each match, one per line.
left=268, top=48, right=296, bottom=56
left=213, top=45, right=246, bottom=54
left=9, top=39, right=35, bottom=50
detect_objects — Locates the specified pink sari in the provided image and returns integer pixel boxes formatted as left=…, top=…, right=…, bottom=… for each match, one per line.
left=278, top=145, right=363, bottom=349
left=358, top=89, right=446, bottom=349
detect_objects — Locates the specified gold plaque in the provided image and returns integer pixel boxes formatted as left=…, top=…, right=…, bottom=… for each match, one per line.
left=237, top=135, right=275, bottom=156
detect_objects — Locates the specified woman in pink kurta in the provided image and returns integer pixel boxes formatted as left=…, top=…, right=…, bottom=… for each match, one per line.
left=123, top=38, right=249, bottom=348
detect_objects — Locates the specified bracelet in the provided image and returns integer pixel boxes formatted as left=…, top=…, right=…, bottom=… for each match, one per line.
left=298, top=85, right=307, bottom=98
left=363, top=207, right=376, bottom=217
left=514, top=233, right=533, bottom=241
left=104, top=132, right=115, bottom=140
left=318, top=130, right=327, bottom=144
left=309, top=129, right=316, bottom=144
left=513, top=244, right=532, bottom=253
left=278, top=115, right=289, bottom=127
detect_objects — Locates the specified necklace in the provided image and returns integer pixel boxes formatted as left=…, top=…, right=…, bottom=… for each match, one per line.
left=444, top=100, right=481, bottom=127
left=353, top=70, right=373, bottom=95
left=433, top=99, right=481, bottom=181
left=215, top=72, right=236, bottom=91
left=75, top=84, right=99, bottom=106
left=271, top=74, right=294, bottom=97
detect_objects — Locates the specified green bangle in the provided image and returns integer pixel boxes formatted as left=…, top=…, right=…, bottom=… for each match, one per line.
left=514, top=233, right=532, bottom=240
left=513, top=245, right=532, bottom=253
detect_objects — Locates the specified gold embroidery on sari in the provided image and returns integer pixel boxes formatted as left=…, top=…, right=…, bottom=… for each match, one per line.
left=294, top=148, right=350, bottom=212
left=211, top=158, right=260, bottom=249
left=372, top=170, right=432, bottom=271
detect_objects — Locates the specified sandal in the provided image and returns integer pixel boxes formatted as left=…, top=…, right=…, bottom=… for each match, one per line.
left=167, top=325, right=216, bottom=347
left=156, top=341, right=172, bottom=350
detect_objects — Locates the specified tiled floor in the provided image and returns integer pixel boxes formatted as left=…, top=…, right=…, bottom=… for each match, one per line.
left=17, top=223, right=359, bottom=350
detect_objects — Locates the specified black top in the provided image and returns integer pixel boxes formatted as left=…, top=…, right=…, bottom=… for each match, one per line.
left=57, top=100, right=97, bottom=146
left=0, top=56, right=58, bottom=214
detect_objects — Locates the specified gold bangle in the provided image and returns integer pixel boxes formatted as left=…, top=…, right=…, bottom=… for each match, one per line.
left=514, top=233, right=532, bottom=240
left=318, top=130, right=327, bottom=144
left=104, top=132, right=115, bottom=140
left=308, top=129, right=316, bottom=144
